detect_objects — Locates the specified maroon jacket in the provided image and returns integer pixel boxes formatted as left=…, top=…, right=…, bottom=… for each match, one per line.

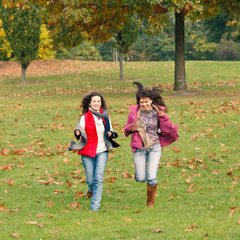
left=124, top=105, right=179, bottom=152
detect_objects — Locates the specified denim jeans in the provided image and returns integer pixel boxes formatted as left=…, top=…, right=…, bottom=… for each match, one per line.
left=133, top=144, right=161, bottom=186
left=81, top=151, right=108, bottom=210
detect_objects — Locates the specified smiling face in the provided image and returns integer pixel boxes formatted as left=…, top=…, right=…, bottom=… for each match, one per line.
left=139, top=97, right=153, bottom=110
left=89, top=95, right=102, bottom=112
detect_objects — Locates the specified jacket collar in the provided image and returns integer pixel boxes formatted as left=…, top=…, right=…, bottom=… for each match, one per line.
left=129, top=105, right=139, bottom=113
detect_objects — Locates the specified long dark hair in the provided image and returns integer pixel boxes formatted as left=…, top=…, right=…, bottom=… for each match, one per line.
left=81, top=92, right=107, bottom=114
left=133, top=82, right=167, bottom=112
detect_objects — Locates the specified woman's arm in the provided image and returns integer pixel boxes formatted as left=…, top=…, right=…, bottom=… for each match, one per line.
left=107, top=115, right=113, bottom=137
left=75, top=116, right=86, bottom=140
left=124, top=112, right=138, bottom=137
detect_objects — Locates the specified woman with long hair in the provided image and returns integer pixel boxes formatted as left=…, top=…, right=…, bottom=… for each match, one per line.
left=74, top=92, right=119, bottom=211
left=124, top=82, right=179, bottom=207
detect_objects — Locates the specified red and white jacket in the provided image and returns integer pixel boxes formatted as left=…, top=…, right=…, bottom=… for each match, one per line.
left=77, top=110, right=112, bottom=157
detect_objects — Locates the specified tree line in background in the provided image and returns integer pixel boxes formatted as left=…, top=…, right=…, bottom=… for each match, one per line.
left=0, top=0, right=239, bottom=88
left=97, top=15, right=240, bottom=62
left=1, top=14, right=239, bottom=62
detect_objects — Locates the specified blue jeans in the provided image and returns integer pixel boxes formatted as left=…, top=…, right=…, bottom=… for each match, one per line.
left=81, top=151, right=108, bottom=210
left=133, top=144, right=161, bottom=186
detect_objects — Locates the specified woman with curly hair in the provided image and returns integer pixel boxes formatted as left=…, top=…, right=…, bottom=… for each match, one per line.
left=73, top=92, right=119, bottom=211
left=124, top=82, right=179, bottom=208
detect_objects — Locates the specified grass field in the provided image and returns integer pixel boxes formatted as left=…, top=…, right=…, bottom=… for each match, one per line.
left=0, top=60, right=240, bottom=239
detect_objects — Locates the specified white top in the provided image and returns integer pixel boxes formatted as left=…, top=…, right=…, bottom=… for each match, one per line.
left=77, top=114, right=113, bottom=154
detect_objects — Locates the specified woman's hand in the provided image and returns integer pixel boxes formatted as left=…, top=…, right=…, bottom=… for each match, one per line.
left=128, top=122, right=138, bottom=131
left=108, top=131, right=112, bottom=137
left=75, top=130, right=81, bottom=136
left=157, top=111, right=165, bottom=117
left=74, top=129, right=81, bottom=140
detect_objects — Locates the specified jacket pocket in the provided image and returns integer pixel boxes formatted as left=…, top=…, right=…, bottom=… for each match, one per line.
left=130, top=132, right=142, bottom=149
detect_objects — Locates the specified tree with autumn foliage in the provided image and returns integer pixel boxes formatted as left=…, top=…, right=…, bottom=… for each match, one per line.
left=16, top=0, right=240, bottom=88
left=0, top=19, right=12, bottom=60
left=38, top=24, right=56, bottom=60
left=0, top=1, right=41, bottom=83
left=143, top=0, right=240, bottom=90
left=0, top=23, right=57, bottom=60
left=113, top=15, right=139, bottom=79
left=36, top=0, right=142, bottom=80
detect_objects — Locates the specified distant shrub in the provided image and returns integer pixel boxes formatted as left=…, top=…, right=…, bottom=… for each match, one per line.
left=56, top=42, right=102, bottom=61
left=129, top=34, right=175, bottom=61
left=96, top=42, right=114, bottom=61
left=215, top=39, right=240, bottom=60
left=185, top=33, right=217, bottom=60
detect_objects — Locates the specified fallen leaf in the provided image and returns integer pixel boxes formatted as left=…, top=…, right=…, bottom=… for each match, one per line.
left=10, top=233, right=19, bottom=238
left=0, top=204, right=6, bottom=211
left=63, top=158, right=71, bottom=164
left=46, top=201, right=53, bottom=208
left=1, top=148, right=9, bottom=155
left=122, top=172, right=133, bottom=179
left=185, top=224, right=195, bottom=232
left=26, top=221, right=38, bottom=225
left=49, top=228, right=62, bottom=234
left=186, top=178, right=191, bottom=183
left=173, top=146, right=181, bottom=152
left=133, top=210, right=142, bottom=214
left=229, top=206, right=238, bottom=217
left=36, top=213, right=45, bottom=217
left=69, top=201, right=81, bottom=210
left=152, top=229, right=164, bottom=233
left=26, top=221, right=44, bottom=228
left=21, top=184, right=31, bottom=188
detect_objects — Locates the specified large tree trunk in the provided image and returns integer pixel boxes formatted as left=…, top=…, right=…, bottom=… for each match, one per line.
left=21, top=65, right=27, bottom=84
left=174, top=11, right=188, bottom=91
left=119, top=51, right=124, bottom=80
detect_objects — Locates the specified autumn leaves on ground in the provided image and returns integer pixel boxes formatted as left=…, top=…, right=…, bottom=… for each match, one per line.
left=0, top=60, right=240, bottom=240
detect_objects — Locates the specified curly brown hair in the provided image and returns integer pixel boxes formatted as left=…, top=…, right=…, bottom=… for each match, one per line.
left=133, top=82, right=167, bottom=112
left=81, top=92, right=107, bottom=114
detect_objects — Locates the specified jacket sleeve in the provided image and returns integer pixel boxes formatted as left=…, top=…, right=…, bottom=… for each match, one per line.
left=108, top=115, right=118, bottom=139
left=156, top=106, right=169, bottom=121
left=124, top=111, right=136, bottom=137
left=158, top=113, right=179, bottom=141
left=108, top=115, right=113, bottom=132
left=159, top=113, right=169, bottom=122
left=75, top=116, right=86, bottom=140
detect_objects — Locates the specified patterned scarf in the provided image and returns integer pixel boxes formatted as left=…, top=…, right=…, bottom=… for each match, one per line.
left=136, top=104, right=159, bottom=150
left=89, top=107, right=108, bottom=119
left=89, top=107, right=113, bottom=150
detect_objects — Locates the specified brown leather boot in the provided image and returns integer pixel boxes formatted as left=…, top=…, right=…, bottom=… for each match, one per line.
left=146, top=183, right=157, bottom=208
left=87, top=190, right=93, bottom=198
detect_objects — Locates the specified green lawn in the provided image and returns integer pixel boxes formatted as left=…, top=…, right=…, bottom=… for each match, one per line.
left=0, top=60, right=240, bottom=239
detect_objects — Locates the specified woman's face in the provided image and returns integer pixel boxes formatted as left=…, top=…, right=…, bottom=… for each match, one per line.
left=139, top=97, right=152, bottom=110
left=89, top=95, right=102, bottom=111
